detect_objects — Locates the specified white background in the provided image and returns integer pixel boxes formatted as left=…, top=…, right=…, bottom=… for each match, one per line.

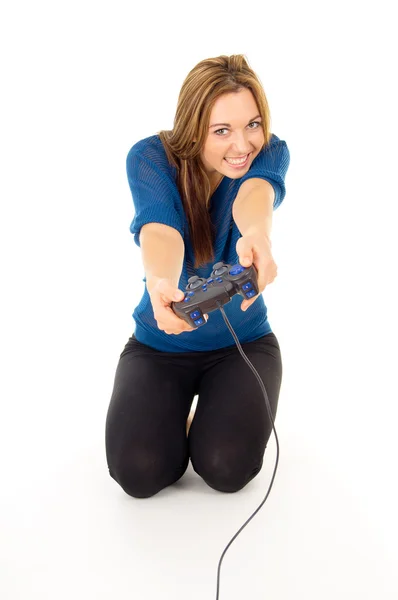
left=1, top=1, right=397, bottom=598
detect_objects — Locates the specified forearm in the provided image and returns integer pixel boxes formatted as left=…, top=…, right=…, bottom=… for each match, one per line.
left=139, top=223, right=185, bottom=294
left=232, top=180, right=274, bottom=241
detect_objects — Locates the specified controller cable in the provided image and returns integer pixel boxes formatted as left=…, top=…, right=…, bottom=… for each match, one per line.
left=213, top=300, right=280, bottom=600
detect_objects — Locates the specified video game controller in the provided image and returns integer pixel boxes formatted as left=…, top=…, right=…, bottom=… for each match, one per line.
left=171, top=261, right=259, bottom=328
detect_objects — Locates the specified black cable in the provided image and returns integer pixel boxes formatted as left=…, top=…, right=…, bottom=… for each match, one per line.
left=214, top=301, right=280, bottom=600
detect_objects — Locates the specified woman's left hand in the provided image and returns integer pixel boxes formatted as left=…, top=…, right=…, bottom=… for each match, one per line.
left=236, top=229, right=278, bottom=311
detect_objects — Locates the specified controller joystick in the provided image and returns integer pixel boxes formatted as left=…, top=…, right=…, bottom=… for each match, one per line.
left=171, top=262, right=259, bottom=328
left=187, top=275, right=207, bottom=290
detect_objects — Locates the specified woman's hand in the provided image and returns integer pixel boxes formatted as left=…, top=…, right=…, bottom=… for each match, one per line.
left=235, top=229, right=278, bottom=311
left=148, top=277, right=208, bottom=334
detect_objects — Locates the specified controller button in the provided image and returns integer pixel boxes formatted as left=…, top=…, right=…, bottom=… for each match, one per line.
left=188, top=280, right=204, bottom=290
left=245, top=290, right=256, bottom=298
left=194, top=318, right=205, bottom=326
left=229, top=265, right=246, bottom=276
left=207, top=278, right=214, bottom=284
left=216, top=277, right=223, bottom=282
left=187, top=291, right=195, bottom=296
left=242, top=282, right=252, bottom=291
left=184, top=297, right=190, bottom=302
left=190, top=310, right=201, bottom=319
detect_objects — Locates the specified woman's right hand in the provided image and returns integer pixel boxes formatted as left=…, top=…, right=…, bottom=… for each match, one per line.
left=148, top=277, right=208, bottom=335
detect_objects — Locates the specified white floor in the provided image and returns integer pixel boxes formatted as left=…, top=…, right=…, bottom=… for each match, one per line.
left=1, top=338, right=397, bottom=600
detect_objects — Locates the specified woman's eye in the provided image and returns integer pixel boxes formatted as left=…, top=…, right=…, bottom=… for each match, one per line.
left=215, top=121, right=261, bottom=136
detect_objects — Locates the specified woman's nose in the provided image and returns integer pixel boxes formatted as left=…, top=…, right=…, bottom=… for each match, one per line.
left=228, top=134, right=252, bottom=156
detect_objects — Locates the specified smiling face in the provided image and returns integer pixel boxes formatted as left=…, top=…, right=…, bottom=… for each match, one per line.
left=200, top=88, right=265, bottom=185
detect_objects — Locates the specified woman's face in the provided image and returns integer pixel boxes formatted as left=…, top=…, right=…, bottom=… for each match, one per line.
left=200, top=88, right=265, bottom=181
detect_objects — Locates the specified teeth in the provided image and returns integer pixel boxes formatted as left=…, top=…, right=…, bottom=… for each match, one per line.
left=225, top=154, right=248, bottom=165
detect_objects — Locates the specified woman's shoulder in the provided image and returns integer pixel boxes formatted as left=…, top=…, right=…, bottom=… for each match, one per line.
left=126, top=134, right=178, bottom=184
left=127, top=134, right=163, bottom=160
left=127, top=134, right=169, bottom=163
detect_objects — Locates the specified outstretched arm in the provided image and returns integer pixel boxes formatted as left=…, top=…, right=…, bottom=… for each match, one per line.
left=232, top=177, right=274, bottom=242
left=232, top=178, right=277, bottom=312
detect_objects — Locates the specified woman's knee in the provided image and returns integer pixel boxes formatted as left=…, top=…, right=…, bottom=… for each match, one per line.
left=192, top=449, right=264, bottom=493
left=108, top=466, right=160, bottom=498
left=107, top=450, right=189, bottom=499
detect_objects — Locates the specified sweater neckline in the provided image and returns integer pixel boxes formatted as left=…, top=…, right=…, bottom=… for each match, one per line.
left=210, top=175, right=225, bottom=197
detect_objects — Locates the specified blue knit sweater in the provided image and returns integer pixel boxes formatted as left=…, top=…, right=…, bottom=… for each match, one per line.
left=126, top=133, right=290, bottom=352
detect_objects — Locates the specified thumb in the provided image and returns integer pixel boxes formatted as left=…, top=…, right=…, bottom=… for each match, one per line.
left=157, top=279, right=185, bottom=302
left=236, top=237, right=253, bottom=267
left=240, top=251, right=253, bottom=267
left=173, top=289, right=185, bottom=301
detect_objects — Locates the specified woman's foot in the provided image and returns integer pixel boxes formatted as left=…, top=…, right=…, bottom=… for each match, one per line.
left=186, top=407, right=195, bottom=436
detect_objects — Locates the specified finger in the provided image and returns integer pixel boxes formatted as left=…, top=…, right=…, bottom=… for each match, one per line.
left=159, top=307, right=190, bottom=330
left=157, top=279, right=184, bottom=303
left=240, top=255, right=253, bottom=267
left=241, top=297, right=256, bottom=311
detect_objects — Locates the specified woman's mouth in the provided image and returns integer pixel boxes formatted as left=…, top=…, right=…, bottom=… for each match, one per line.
left=224, top=153, right=251, bottom=169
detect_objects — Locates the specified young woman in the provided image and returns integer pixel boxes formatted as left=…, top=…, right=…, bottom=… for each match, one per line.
left=105, top=54, right=290, bottom=498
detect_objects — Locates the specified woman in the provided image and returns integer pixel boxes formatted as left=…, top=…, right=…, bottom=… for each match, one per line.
left=105, top=54, right=290, bottom=498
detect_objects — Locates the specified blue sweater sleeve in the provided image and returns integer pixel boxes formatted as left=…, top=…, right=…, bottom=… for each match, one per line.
left=237, top=135, right=290, bottom=210
left=126, top=148, right=185, bottom=247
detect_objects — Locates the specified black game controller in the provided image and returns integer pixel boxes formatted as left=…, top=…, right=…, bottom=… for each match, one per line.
left=171, top=262, right=259, bottom=328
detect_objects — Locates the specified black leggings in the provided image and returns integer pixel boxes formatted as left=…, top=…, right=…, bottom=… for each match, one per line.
left=105, top=332, right=282, bottom=498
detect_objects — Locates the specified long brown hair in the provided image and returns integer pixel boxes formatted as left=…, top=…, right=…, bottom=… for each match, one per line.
left=157, top=54, right=272, bottom=269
